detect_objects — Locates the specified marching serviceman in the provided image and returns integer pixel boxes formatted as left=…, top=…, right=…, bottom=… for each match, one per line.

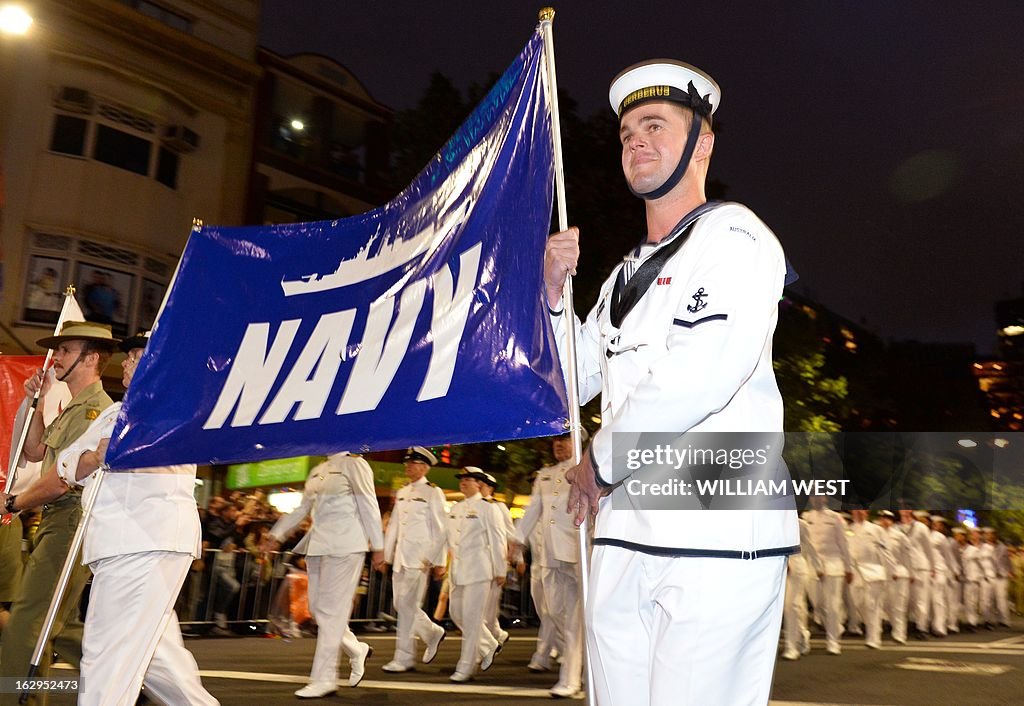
left=927, top=516, right=952, bottom=637
left=2, top=330, right=217, bottom=705
left=878, top=510, right=913, bottom=643
left=261, top=452, right=385, bottom=697
left=545, top=59, right=799, bottom=705
left=946, top=525, right=964, bottom=633
left=959, top=528, right=983, bottom=632
left=478, top=472, right=512, bottom=650
left=846, top=508, right=895, bottom=649
left=0, top=321, right=115, bottom=706
left=781, top=517, right=823, bottom=660
left=381, top=446, right=447, bottom=672
left=803, top=496, right=853, bottom=654
left=899, top=509, right=935, bottom=639
left=446, top=468, right=506, bottom=682
left=509, top=433, right=585, bottom=697
left=984, top=527, right=1013, bottom=627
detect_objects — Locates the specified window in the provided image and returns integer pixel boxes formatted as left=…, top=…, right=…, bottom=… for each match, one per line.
left=50, top=115, right=88, bottom=156
left=48, top=90, right=196, bottom=190
left=119, top=0, right=193, bottom=33
left=93, top=124, right=152, bottom=176
left=21, top=232, right=174, bottom=337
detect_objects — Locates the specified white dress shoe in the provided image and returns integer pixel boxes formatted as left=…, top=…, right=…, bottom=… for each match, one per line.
left=295, top=681, right=337, bottom=698
left=449, top=670, right=473, bottom=683
left=423, top=628, right=445, bottom=664
left=781, top=649, right=800, bottom=660
left=480, top=641, right=501, bottom=671
left=549, top=683, right=583, bottom=699
left=381, top=659, right=413, bottom=673
left=348, top=642, right=373, bottom=687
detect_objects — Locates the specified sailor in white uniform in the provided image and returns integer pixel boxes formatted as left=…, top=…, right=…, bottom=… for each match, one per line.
left=478, top=471, right=512, bottom=651
left=544, top=59, right=798, bottom=705
left=878, top=510, right=912, bottom=643
left=381, top=446, right=447, bottom=672
left=446, top=468, right=506, bottom=682
left=509, top=434, right=585, bottom=697
left=803, top=497, right=853, bottom=654
left=262, top=452, right=385, bottom=697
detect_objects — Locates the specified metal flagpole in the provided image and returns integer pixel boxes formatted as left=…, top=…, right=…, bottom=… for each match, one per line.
left=19, top=220, right=200, bottom=703
left=539, top=9, right=595, bottom=705
left=2, top=285, right=79, bottom=510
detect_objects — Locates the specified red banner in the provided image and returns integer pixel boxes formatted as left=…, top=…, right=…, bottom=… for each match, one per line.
left=0, top=356, right=44, bottom=481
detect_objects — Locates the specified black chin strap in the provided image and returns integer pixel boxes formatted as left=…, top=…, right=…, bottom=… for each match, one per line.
left=56, top=352, right=85, bottom=382
left=629, top=110, right=704, bottom=201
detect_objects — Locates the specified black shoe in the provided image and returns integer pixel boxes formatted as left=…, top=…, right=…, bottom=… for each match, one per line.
left=985, top=623, right=996, bottom=631
left=913, top=630, right=929, bottom=640
left=964, top=625, right=976, bottom=633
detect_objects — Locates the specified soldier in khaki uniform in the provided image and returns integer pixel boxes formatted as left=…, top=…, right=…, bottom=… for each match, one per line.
left=0, top=321, right=115, bottom=705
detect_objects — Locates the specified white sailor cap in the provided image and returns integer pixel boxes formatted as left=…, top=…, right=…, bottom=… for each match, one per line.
left=403, top=446, right=437, bottom=466
left=951, top=527, right=967, bottom=535
left=912, top=510, right=931, bottom=520
left=930, top=515, right=948, bottom=524
left=609, top=59, right=721, bottom=121
left=479, top=471, right=499, bottom=488
left=981, top=526, right=995, bottom=532
left=878, top=510, right=896, bottom=520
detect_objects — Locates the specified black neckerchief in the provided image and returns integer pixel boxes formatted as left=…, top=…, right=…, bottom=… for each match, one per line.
left=609, top=201, right=722, bottom=329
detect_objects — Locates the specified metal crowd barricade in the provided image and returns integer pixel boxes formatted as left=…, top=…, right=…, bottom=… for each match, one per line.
left=173, top=547, right=539, bottom=633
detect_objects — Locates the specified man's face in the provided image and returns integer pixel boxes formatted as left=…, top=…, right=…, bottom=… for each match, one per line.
left=121, top=347, right=144, bottom=388
left=956, top=533, right=968, bottom=546
left=619, top=101, right=689, bottom=194
left=52, top=340, right=94, bottom=383
left=899, top=509, right=914, bottom=523
left=404, top=459, right=429, bottom=483
left=459, top=476, right=480, bottom=497
left=879, top=516, right=893, bottom=529
left=552, top=437, right=573, bottom=463
left=851, top=509, right=868, bottom=523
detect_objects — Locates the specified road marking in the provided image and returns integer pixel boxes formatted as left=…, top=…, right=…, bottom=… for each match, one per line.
left=987, top=634, right=1024, bottom=646
left=198, top=670, right=556, bottom=698
left=893, top=657, right=1014, bottom=676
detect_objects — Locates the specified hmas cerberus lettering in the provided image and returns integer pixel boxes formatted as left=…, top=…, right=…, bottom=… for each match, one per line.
left=202, top=242, right=483, bottom=429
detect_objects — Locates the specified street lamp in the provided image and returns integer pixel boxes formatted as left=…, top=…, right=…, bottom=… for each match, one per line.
left=0, top=4, right=33, bottom=35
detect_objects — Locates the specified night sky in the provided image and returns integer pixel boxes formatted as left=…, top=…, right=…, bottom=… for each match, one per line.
left=260, top=1, right=1024, bottom=355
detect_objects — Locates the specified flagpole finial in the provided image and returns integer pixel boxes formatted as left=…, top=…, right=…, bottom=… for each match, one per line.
left=192, top=217, right=203, bottom=229
left=539, top=7, right=555, bottom=22
left=63, top=284, right=76, bottom=297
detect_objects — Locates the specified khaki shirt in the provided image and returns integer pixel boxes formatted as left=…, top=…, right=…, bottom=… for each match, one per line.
left=39, top=380, right=113, bottom=479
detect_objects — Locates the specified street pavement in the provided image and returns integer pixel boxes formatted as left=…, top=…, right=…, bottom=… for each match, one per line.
left=45, top=619, right=1023, bottom=705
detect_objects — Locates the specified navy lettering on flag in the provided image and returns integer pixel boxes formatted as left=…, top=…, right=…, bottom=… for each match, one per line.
left=105, top=32, right=567, bottom=469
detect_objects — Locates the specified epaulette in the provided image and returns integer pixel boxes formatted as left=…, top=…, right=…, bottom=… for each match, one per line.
left=484, top=497, right=495, bottom=503
left=428, top=482, right=439, bottom=488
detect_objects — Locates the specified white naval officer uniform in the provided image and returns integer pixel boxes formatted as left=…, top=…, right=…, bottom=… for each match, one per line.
left=383, top=475, right=447, bottom=668
left=482, top=493, right=513, bottom=647
left=978, top=541, right=997, bottom=624
left=551, top=201, right=798, bottom=706
left=847, top=519, right=895, bottom=648
left=802, top=507, right=852, bottom=653
left=446, top=491, right=507, bottom=678
left=513, top=458, right=584, bottom=694
left=268, top=453, right=384, bottom=691
left=56, top=403, right=216, bottom=706
left=946, top=535, right=963, bottom=632
left=989, top=539, right=1012, bottom=625
left=961, top=541, right=984, bottom=627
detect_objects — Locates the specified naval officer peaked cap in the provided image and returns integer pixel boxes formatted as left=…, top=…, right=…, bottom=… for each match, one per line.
left=404, top=446, right=437, bottom=466
left=608, top=59, right=721, bottom=122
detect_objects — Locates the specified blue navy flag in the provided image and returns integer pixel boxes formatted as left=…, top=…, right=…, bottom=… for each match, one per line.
left=105, top=31, right=567, bottom=469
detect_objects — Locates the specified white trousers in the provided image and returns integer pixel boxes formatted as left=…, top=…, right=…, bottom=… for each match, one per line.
left=540, top=561, right=584, bottom=692
left=964, top=581, right=981, bottom=626
left=818, top=574, right=845, bottom=650
left=849, top=579, right=884, bottom=647
left=947, top=578, right=961, bottom=631
left=530, top=562, right=560, bottom=665
left=992, top=577, right=1010, bottom=624
left=484, top=580, right=504, bottom=641
left=782, top=567, right=810, bottom=655
left=80, top=551, right=217, bottom=706
left=449, top=580, right=497, bottom=675
left=979, top=578, right=995, bottom=624
left=391, top=567, right=442, bottom=666
left=586, top=545, right=786, bottom=706
left=306, top=554, right=365, bottom=683
left=909, top=569, right=931, bottom=631
left=930, top=572, right=948, bottom=635
left=885, top=577, right=910, bottom=642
